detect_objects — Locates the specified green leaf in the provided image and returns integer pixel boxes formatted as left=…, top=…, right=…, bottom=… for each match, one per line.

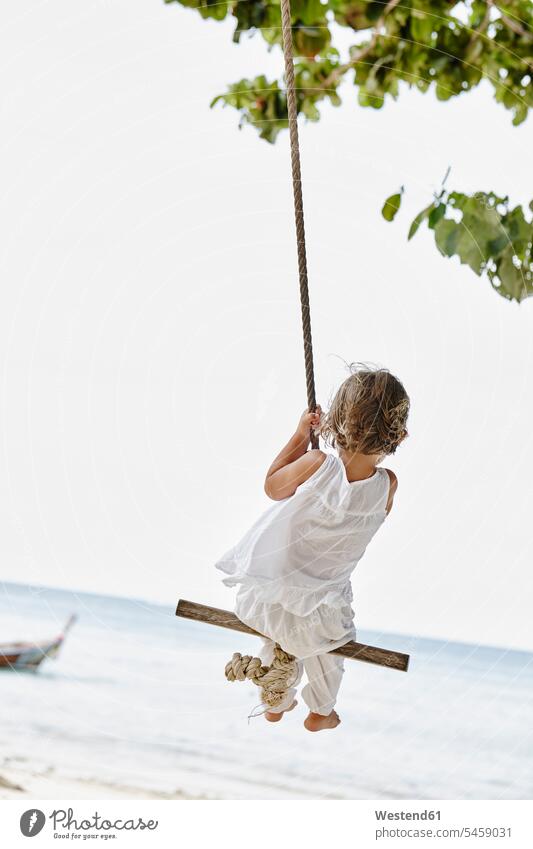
left=455, top=229, right=485, bottom=274
left=487, top=232, right=510, bottom=256
left=408, top=204, right=432, bottom=240
left=294, top=25, right=331, bottom=58
left=434, top=218, right=461, bottom=257
left=428, top=203, right=446, bottom=229
left=292, top=0, right=327, bottom=26
left=381, top=190, right=403, bottom=222
left=497, top=250, right=527, bottom=302
left=410, top=9, right=434, bottom=44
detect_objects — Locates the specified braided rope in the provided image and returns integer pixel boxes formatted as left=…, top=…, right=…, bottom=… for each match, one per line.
left=224, top=4, right=318, bottom=705
left=280, top=0, right=318, bottom=448
left=224, top=645, right=299, bottom=709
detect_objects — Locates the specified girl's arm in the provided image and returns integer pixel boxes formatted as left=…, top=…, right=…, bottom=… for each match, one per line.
left=264, top=408, right=326, bottom=501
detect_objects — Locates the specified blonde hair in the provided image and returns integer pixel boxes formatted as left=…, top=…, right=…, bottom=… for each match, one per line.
left=319, top=363, right=409, bottom=456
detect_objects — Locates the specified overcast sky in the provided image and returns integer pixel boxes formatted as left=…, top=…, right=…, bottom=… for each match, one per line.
left=1, top=0, right=532, bottom=651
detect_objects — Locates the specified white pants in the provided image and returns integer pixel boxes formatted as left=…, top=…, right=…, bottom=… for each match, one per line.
left=259, top=639, right=345, bottom=716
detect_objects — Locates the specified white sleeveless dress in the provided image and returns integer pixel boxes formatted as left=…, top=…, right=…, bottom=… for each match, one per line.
left=215, top=453, right=391, bottom=659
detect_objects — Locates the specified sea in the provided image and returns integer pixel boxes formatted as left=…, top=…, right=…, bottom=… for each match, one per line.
left=1, top=581, right=532, bottom=800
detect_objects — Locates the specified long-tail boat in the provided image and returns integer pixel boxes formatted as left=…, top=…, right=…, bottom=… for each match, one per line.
left=0, top=614, right=77, bottom=670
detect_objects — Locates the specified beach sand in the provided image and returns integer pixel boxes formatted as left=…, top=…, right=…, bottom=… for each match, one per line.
left=0, top=765, right=199, bottom=800
left=2, top=585, right=532, bottom=801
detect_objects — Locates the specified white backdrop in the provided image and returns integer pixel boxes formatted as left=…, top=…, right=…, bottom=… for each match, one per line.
left=1, top=0, right=532, bottom=650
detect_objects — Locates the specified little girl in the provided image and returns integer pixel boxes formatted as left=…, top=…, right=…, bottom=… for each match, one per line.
left=216, top=364, right=409, bottom=731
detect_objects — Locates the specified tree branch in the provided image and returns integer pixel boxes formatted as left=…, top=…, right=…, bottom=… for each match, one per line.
left=319, top=0, right=402, bottom=91
left=495, top=5, right=532, bottom=39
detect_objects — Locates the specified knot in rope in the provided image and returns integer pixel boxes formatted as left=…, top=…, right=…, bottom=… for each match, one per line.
left=224, top=645, right=298, bottom=709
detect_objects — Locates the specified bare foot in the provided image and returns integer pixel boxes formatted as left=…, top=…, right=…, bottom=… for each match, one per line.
left=304, top=710, right=341, bottom=732
left=265, top=700, right=298, bottom=722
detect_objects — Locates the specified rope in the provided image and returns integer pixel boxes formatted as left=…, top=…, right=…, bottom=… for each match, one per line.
left=224, top=4, right=318, bottom=708
left=224, top=645, right=299, bottom=709
left=280, top=0, right=319, bottom=449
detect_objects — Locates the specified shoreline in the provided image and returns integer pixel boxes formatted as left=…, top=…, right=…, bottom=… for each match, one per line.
left=0, top=765, right=201, bottom=801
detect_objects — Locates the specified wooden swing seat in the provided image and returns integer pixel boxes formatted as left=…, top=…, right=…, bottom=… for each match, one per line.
left=176, top=599, right=409, bottom=672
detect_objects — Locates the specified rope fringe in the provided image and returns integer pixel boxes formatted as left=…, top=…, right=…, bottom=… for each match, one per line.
left=224, top=646, right=299, bottom=709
